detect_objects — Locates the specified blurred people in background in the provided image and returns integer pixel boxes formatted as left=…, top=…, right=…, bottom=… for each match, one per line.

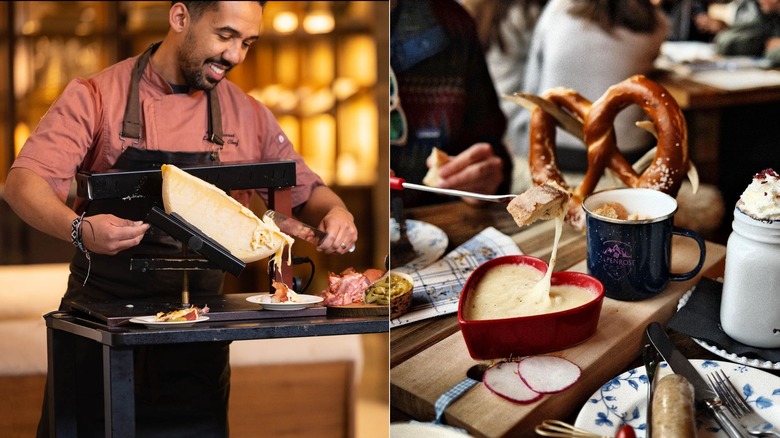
left=390, top=0, right=512, bottom=207
left=715, top=0, right=780, bottom=236
left=658, top=0, right=718, bottom=41
left=657, top=0, right=761, bottom=41
left=461, top=0, right=549, bottom=164
left=696, top=0, right=761, bottom=34
left=653, top=0, right=711, bottom=41
left=715, top=0, right=780, bottom=66
left=512, top=0, right=667, bottom=192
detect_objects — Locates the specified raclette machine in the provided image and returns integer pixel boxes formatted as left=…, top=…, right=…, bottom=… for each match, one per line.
left=76, top=160, right=297, bottom=306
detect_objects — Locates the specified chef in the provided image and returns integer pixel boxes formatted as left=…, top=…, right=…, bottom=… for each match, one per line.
left=3, top=2, right=358, bottom=436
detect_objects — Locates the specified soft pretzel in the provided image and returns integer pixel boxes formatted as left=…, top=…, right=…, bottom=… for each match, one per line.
left=527, top=75, right=688, bottom=229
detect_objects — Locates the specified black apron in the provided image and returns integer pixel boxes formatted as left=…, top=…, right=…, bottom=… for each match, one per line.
left=39, top=43, right=232, bottom=438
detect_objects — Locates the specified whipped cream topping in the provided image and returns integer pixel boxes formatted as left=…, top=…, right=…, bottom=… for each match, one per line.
left=738, top=168, right=780, bottom=220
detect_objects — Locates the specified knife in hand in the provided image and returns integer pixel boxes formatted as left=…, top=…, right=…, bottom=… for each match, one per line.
left=646, top=322, right=748, bottom=438
left=263, top=210, right=355, bottom=252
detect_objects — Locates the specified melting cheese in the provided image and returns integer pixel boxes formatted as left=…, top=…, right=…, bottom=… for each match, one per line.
left=465, top=211, right=591, bottom=320
left=161, top=164, right=294, bottom=265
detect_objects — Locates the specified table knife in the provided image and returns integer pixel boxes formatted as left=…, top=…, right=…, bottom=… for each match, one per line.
left=264, top=210, right=354, bottom=252
left=646, top=322, right=748, bottom=438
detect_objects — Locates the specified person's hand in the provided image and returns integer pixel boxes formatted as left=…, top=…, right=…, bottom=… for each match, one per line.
left=316, top=206, right=358, bottom=254
left=693, top=13, right=727, bottom=34
left=430, top=142, right=505, bottom=206
left=766, top=37, right=780, bottom=52
left=80, top=214, right=150, bottom=255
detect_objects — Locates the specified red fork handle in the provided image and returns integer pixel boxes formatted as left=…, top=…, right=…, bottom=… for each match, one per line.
left=390, top=176, right=405, bottom=190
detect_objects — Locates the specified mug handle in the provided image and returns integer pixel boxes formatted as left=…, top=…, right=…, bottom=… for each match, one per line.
left=670, top=227, right=707, bottom=281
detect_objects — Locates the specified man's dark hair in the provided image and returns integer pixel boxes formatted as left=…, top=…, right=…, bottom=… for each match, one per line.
left=174, top=1, right=267, bottom=21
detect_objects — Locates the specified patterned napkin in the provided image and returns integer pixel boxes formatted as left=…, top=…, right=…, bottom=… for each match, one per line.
left=390, top=227, right=522, bottom=327
left=668, top=277, right=780, bottom=362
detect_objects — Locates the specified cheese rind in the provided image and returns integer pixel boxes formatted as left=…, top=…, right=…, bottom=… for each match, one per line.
left=161, top=164, right=294, bottom=264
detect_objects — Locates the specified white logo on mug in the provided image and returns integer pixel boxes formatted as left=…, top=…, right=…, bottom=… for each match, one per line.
left=598, top=240, right=635, bottom=280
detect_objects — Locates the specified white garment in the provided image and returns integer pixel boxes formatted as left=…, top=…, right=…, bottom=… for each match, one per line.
left=514, top=0, right=669, bottom=157
left=729, top=0, right=761, bottom=26
left=482, top=2, right=545, bottom=156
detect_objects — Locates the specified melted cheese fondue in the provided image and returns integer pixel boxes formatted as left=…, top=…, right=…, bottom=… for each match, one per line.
left=464, top=264, right=593, bottom=320
left=465, top=212, right=592, bottom=320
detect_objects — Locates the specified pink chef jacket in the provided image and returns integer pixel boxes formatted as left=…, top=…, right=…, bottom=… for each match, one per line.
left=12, top=52, right=324, bottom=211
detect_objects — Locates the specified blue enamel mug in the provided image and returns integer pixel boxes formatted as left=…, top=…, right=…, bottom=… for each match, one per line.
left=582, top=188, right=706, bottom=301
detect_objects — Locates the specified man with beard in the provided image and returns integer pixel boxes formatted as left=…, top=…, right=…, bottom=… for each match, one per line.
left=4, top=2, right=357, bottom=436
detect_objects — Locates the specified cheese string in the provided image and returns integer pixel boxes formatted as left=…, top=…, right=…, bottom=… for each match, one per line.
left=527, top=214, right=565, bottom=306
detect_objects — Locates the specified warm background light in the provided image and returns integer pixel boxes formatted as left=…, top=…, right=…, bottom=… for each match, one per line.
left=304, top=40, right=334, bottom=86
left=302, top=3, right=334, bottom=34
left=338, top=95, right=377, bottom=185
left=272, top=11, right=298, bottom=34
left=276, top=115, right=301, bottom=154
left=301, top=114, right=336, bottom=183
left=14, top=122, right=30, bottom=158
left=339, top=35, right=376, bottom=86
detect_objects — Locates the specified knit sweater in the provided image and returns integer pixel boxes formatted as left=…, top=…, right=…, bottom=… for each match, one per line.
left=391, top=0, right=511, bottom=207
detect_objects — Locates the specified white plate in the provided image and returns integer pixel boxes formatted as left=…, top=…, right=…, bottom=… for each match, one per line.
left=389, top=422, right=472, bottom=437
left=129, top=315, right=209, bottom=328
left=678, top=289, right=780, bottom=371
left=245, top=293, right=323, bottom=311
left=574, top=359, right=780, bottom=437
left=390, top=219, right=448, bottom=272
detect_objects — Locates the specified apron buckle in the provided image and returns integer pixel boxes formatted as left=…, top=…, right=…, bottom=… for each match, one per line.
left=119, top=133, right=140, bottom=149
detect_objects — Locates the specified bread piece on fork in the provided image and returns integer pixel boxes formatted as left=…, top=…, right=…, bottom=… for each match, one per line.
left=507, top=181, right=571, bottom=228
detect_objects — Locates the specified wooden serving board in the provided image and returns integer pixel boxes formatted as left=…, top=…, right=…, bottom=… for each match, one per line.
left=390, top=240, right=726, bottom=438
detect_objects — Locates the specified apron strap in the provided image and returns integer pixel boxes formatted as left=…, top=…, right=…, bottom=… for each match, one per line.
left=121, top=41, right=225, bottom=150
left=207, top=90, right=224, bottom=147
left=121, top=42, right=159, bottom=140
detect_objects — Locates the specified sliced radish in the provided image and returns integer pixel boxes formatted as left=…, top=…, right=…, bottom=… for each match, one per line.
left=482, top=361, right=542, bottom=404
left=516, top=355, right=581, bottom=394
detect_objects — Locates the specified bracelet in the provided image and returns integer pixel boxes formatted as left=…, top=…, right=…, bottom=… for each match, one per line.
left=70, top=212, right=91, bottom=285
left=71, top=212, right=87, bottom=252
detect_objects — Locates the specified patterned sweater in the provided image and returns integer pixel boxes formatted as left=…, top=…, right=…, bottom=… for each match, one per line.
left=391, top=0, right=511, bottom=207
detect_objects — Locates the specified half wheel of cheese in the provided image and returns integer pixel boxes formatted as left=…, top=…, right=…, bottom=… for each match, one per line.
left=161, top=164, right=293, bottom=264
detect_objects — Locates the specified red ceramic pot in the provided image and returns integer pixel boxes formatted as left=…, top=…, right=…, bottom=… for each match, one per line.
left=457, top=255, right=604, bottom=360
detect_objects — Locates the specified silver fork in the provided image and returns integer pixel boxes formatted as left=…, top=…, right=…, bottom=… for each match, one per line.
left=708, top=370, right=780, bottom=437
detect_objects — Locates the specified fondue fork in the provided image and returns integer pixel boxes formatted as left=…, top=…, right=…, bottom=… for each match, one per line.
left=390, top=177, right=517, bottom=204
left=535, top=420, right=611, bottom=437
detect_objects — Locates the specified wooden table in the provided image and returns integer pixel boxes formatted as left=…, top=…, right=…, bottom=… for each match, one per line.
left=653, top=70, right=780, bottom=187
left=390, top=201, right=730, bottom=437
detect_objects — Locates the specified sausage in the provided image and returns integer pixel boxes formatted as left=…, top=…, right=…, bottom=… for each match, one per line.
left=651, top=374, right=697, bottom=438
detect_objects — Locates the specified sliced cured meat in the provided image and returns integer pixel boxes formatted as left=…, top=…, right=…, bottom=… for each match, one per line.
left=320, top=268, right=371, bottom=306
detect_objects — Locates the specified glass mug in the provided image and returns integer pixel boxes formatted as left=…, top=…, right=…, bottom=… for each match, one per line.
left=582, top=188, right=706, bottom=301
left=720, top=207, right=780, bottom=348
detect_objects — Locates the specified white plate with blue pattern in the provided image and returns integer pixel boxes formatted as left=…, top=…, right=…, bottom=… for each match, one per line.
left=390, top=219, right=448, bottom=273
left=574, top=359, right=780, bottom=437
